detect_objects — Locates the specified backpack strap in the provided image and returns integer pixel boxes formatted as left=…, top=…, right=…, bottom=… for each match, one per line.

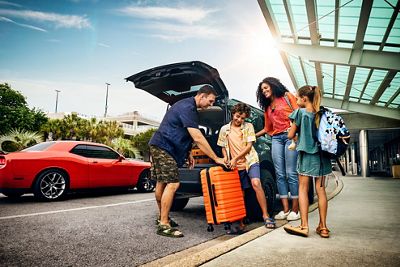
left=336, top=158, right=346, bottom=176
left=283, top=93, right=294, bottom=111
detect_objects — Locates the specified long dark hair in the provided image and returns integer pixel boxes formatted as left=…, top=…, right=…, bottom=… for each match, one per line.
left=298, top=85, right=322, bottom=127
left=256, top=77, right=289, bottom=110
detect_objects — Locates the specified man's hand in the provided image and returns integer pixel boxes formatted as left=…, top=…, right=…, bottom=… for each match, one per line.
left=188, top=153, right=195, bottom=169
left=214, top=157, right=228, bottom=168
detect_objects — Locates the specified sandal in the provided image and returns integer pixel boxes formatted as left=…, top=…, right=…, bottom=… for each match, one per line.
left=283, top=225, right=309, bottom=237
left=264, top=217, right=276, bottom=229
left=226, top=226, right=247, bottom=235
left=155, top=217, right=179, bottom=227
left=157, top=224, right=184, bottom=238
left=316, top=226, right=330, bottom=238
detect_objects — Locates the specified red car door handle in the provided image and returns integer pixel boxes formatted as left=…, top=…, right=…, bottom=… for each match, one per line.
left=92, top=161, right=98, bottom=163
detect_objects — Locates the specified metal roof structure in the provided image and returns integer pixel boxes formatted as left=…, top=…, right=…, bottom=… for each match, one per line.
left=258, top=0, right=400, bottom=120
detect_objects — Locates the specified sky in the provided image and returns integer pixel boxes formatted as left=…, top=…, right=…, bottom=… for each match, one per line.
left=0, top=0, right=293, bottom=121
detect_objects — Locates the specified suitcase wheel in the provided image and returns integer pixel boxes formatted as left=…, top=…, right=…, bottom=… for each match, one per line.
left=224, top=223, right=231, bottom=230
left=207, top=224, right=214, bottom=232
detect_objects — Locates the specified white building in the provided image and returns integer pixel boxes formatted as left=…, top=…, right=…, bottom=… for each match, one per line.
left=47, top=111, right=159, bottom=136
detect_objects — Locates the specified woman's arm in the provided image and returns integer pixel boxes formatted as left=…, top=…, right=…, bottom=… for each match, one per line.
left=255, top=129, right=265, bottom=138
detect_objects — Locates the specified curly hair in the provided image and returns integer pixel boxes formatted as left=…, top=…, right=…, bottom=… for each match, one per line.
left=256, top=77, right=289, bottom=110
left=231, top=102, right=250, bottom=118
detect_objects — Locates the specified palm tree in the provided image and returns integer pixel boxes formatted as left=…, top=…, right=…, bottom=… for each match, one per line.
left=110, top=137, right=140, bottom=158
left=0, top=129, right=43, bottom=152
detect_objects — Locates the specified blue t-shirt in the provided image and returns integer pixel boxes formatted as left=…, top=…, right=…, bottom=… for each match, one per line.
left=149, top=97, right=199, bottom=167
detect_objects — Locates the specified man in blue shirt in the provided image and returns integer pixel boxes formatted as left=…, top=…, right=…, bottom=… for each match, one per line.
left=150, top=85, right=226, bottom=238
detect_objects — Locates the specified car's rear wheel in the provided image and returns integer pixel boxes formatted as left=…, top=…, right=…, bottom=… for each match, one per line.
left=136, top=169, right=155, bottom=193
left=170, top=197, right=189, bottom=211
left=34, top=169, right=68, bottom=201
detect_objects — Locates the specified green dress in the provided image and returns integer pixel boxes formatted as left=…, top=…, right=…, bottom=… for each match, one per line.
left=289, top=108, right=332, bottom=177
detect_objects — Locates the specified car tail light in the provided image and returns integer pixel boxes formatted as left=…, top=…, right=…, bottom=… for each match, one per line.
left=0, top=156, right=6, bottom=166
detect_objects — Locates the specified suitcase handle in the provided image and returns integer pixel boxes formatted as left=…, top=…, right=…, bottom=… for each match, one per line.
left=211, top=184, right=218, bottom=207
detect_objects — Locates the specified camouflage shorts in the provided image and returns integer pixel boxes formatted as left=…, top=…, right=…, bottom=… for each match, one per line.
left=149, top=145, right=179, bottom=183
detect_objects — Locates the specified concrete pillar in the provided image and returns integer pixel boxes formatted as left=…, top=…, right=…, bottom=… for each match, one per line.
left=359, top=130, right=369, bottom=177
left=378, top=149, right=383, bottom=171
left=346, top=148, right=351, bottom=174
left=351, top=143, right=357, bottom=175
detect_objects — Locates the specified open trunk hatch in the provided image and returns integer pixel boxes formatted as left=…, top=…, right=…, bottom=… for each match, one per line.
left=125, top=61, right=229, bottom=105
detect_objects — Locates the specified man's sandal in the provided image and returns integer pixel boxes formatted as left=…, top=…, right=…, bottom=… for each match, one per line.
left=264, top=217, right=276, bottom=229
left=157, top=224, right=184, bottom=238
left=316, top=226, right=330, bottom=238
left=283, top=225, right=309, bottom=237
left=155, top=217, right=179, bottom=227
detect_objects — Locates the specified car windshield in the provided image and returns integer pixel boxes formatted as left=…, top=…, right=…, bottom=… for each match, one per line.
left=22, top=142, right=56, bottom=151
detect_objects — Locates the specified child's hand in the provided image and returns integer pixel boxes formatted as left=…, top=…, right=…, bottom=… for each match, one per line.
left=288, top=139, right=296, bottom=150
left=229, top=158, right=237, bottom=169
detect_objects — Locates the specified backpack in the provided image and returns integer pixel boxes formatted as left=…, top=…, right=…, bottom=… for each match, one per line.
left=315, top=106, right=350, bottom=159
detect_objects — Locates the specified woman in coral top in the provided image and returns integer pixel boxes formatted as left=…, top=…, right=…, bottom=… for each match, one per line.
left=256, top=77, right=300, bottom=221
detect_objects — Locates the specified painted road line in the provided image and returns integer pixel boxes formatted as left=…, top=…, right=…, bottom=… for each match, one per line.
left=0, top=198, right=154, bottom=220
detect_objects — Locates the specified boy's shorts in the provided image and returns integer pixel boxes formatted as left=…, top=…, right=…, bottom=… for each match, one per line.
left=149, top=145, right=179, bottom=183
left=238, top=163, right=260, bottom=190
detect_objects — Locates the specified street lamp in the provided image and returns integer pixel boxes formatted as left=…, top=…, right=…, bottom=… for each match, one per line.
left=104, top=83, right=110, bottom=117
left=55, top=90, right=61, bottom=113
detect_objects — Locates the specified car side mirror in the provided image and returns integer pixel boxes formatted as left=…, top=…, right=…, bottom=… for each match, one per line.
left=118, top=155, right=124, bottom=162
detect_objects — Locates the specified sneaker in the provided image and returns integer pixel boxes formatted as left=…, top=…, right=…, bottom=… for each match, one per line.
left=287, top=211, right=300, bottom=221
left=274, top=210, right=290, bottom=220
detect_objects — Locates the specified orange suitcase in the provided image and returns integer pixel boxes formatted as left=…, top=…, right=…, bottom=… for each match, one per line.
left=200, top=166, right=246, bottom=232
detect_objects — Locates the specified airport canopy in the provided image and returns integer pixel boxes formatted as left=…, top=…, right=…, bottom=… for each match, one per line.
left=258, top=0, right=400, bottom=120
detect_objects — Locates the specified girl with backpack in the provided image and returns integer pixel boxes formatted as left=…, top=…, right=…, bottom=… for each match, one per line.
left=284, top=85, right=332, bottom=238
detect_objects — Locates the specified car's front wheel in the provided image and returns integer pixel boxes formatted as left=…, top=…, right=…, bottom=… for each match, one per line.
left=136, top=169, right=155, bottom=193
left=34, top=169, right=68, bottom=201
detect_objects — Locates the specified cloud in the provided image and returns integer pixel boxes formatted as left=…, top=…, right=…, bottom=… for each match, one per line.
left=118, top=5, right=216, bottom=24
left=97, top=42, right=110, bottom=48
left=0, top=1, right=21, bottom=8
left=116, top=4, right=227, bottom=41
left=0, top=16, right=47, bottom=32
left=0, top=8, right=91, bottom=29
left=144, top=22, right=222, bottom=42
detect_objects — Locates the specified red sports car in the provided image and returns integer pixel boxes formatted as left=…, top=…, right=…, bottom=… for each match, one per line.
left=0, top=141, right=153, bottom=201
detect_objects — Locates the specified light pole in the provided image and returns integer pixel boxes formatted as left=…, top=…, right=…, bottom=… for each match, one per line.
left=55, top=90, right=60, bottom=113
left=104, top=83, right=110, bottom=117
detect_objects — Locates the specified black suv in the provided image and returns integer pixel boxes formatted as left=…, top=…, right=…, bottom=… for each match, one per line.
left=126, top=61, right=277, bottom=212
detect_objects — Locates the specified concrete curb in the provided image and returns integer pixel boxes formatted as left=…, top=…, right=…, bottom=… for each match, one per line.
left=142, top=176, right=344, bottom=267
